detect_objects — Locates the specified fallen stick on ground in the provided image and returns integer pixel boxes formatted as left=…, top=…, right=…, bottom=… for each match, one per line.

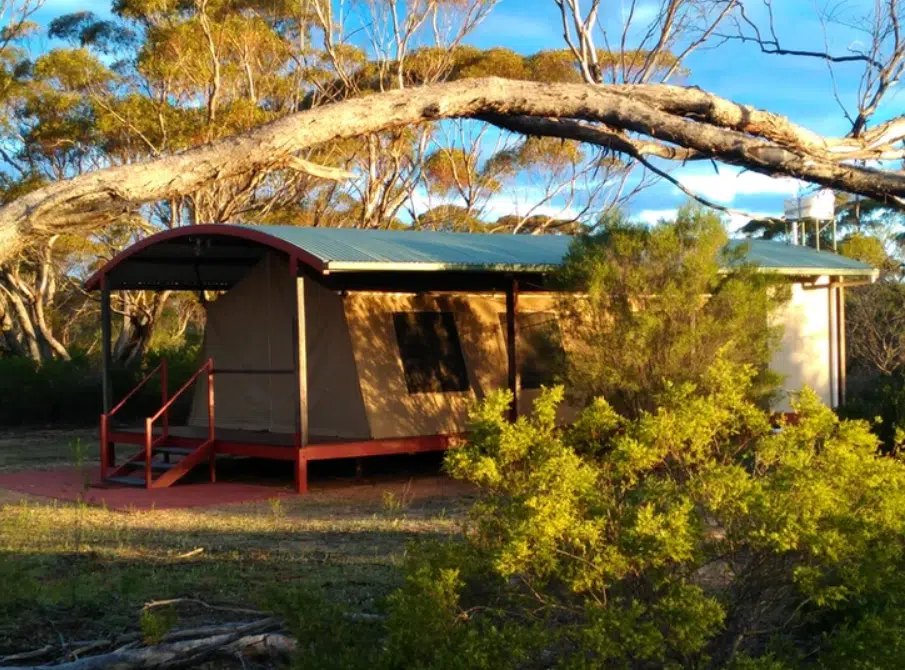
left=0, top=646, right=55, bottom=664
left=1, top=622, right=293, bottom=670
left=2, top=633, right=297, bottom=670
left=0, top=611, right=386, bottom=667
left=141, top=598, right=264, bottom=616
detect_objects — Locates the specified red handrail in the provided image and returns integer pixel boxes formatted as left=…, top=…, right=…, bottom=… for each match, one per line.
left=149, top=359, right=211, bottom=422
left=108, top=359, right=168, bottom=418
left=143, top=358, right=214, bottom=489
left=101, top=358, right=168, bottom=480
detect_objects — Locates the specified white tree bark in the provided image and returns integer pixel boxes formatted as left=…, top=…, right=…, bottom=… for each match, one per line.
left=0, top=77, right=903, bottom=258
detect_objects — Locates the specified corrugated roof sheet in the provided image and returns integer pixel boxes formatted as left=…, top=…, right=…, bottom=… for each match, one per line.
left=232, top=225, right=573, bottom=272
left=229, top=225, right=876, bottom=277
left=724, top=239, right=876, bottom=276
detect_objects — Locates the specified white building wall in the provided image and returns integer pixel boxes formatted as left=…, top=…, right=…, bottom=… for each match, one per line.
left=770, top=277, right=837, bottom=412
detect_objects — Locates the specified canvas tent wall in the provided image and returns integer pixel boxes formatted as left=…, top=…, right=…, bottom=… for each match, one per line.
left=188, top=254, right=578, bottom=439
left=187, top=259, right=862, bottom=439
left=188, top=254, right=369, bottom=438
left=345, top=291, right=578, bottom=439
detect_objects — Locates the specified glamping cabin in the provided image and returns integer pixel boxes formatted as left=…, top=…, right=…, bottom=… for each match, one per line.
left=85, top=225, right=877, bottom=492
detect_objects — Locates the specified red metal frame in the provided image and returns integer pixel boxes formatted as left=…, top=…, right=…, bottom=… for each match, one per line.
left=141, top=358, right=214, bottom=489
left=105, top=427, right=458, bottom=494
left=302, top=435, right=454, bottom=461
left=104, top=358, right=214, bottom=488
left=83, top=225, right=328, bottom=291
left=100, top=358, right=168, bottom=480
left=101, top=351, right=458, bottom=493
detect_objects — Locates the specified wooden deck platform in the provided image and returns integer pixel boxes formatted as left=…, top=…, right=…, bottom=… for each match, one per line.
left=105, top=424, right=457, bottom=493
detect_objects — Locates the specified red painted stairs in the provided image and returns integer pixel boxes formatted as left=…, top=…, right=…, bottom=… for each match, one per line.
left=100, top=358, right=215, bottom=489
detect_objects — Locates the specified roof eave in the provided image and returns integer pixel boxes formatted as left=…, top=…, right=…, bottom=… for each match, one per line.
left=83, top=225, right=330, bottom=291
left=324, top=261, right=562, bottom=273
left=718, top=266, right=878, bottom=279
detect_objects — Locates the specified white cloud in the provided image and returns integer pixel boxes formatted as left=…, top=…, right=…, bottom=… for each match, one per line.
left=725, top=211, right=776, bottom=233
left=481, top=193, right=580, bottom=221
left=407, top=186, right=582, bottom=222
left=635, top=208, right=779, bottom=233
left=636, top=209, right=677, bottom=225
left=676, top=170, right=804, bottom=204
left=627, top=3, right=661, bottom=24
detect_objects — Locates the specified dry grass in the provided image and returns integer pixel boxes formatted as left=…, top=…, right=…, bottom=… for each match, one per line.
left=0, top=429, right=473, bottom=657
left=0, top=428, right=97, bottom=472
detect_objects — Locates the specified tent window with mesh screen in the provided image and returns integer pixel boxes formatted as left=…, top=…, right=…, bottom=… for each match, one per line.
left=499, top=312, right=565, bottom=389
left=393, top=311, right=470, bottom=394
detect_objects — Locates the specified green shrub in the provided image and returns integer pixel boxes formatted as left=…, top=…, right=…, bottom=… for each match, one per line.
left=840, top=372, right=905, bottom=453
left=139, top=607, right=178, bottom=644
left=554, top=207, right=788, bottom=417
left=0, top=339, right=200, bottom=426
left=0, top=355, right=100, bottom=425
left=283, top=361, right=905, bottom=668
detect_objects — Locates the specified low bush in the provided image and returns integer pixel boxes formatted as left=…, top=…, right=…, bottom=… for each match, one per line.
left=840, top=372, right=905, bottom=453
left=0, top=340, right=200, bottom=427
left=284, top=361, right=905, bottom=668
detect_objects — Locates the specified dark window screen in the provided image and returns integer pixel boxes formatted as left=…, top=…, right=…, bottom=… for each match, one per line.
left=393, top=312, right=469, bottom=393
left=499, top=312, right=564, bottom=389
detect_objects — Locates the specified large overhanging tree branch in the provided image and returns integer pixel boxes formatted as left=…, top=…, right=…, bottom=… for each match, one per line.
left=1, top=76, right=904, bottom=258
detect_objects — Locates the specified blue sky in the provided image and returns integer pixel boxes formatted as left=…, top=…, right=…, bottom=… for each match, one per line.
left=462, top=0, right=903, bottom=227
left=29, top=0, right=904, bottom=228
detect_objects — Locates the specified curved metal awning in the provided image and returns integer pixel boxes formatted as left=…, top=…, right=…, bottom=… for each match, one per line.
left=84, top=224, right=572, bottom=292
left=85, top=224, right=878, bottom=293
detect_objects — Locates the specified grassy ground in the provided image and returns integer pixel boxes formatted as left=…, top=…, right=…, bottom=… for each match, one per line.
left=0, top=428, right=97, bottom=472
left=0, top=430, right=473, bottom=658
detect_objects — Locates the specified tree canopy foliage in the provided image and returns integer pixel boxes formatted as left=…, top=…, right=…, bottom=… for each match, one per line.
left=1, top=0, right=630, bottom=362
left=555, top=206, right=787, bottom=417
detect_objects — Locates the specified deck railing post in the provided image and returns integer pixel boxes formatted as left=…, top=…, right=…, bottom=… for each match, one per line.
left=506, top=278, right=520, bottom=422
left=100, top=273, right=114, bottom=477
left=144, top=417, right=153, bottom=489
left=292, top=258, right=309, bottom=494
left=161, top=358, right=169, bottom=439
left=296, top=449, right=308, bottom=495
left=100, top=414, right=109, bottom=480
left=208, top=359, right=216, bottom=482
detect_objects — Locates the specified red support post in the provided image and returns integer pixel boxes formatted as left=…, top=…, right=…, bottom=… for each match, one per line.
left=161, top=358, right=169, bottom=439
left=144, top=417, right=153, bottom=489
left=506, top=278, right=520, bottom=422
left=100, top=414, right=109, bottom=480
left=208, top=359, right=216, bottom=483
left=100, top=273, right=112, bottom=480
left=295, top=448, right=308, bottom=494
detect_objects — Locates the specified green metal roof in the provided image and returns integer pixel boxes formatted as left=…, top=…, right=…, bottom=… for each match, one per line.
left=86, top=225, right=878, bottom=292
left=232, top=225, right=573, bottom=272
left=724, top=239, right=878, bottom=277
left=231, top=225, right=877, bottom=278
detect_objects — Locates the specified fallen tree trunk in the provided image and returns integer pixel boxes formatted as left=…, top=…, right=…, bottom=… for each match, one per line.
left=0, top=608, right=386, bottom=669
left=0, top=76, right=903, bottom=258
left=0, top=618, right=293, bottom=670
left=1, top=633, right=296, bottom=670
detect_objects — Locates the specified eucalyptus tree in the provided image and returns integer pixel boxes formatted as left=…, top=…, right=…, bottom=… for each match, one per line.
left=1, top=0, right=903, bottom=254
left=2, top=0, right=905, bottom=363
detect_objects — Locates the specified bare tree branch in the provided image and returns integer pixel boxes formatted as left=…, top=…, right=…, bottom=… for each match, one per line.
left=1, top=76, right=904, bottom=258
